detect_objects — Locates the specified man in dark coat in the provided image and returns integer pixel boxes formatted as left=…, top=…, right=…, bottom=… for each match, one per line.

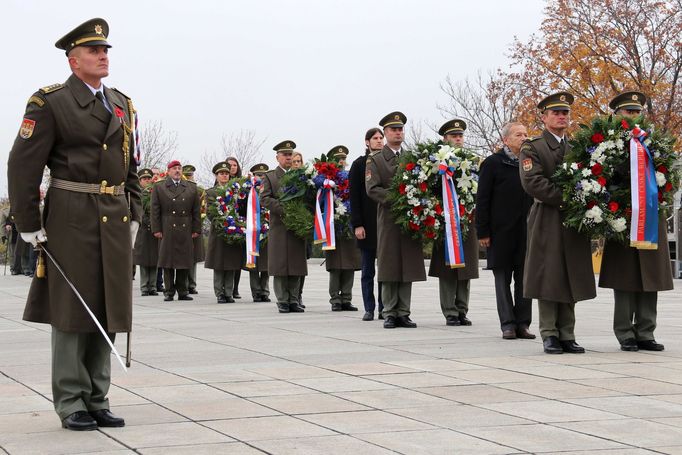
left=134, top=168, right=159, bottom=296
left=182, top=164, right=205, bottom=294
left=151, top=160, right=202, bottom=302
left=349, top=128, right=385, bottom=321
left=429, top=120, right=480, bottom=327
left=246, top=163, right=271, bottom=302
left=520, top=92, right=596, bottom=355
left=599, top=92, right=674, bottom=351
left=366, top=112, right=426, bottom=329
left=260, top=141, right=308, bottom=313
left=7, top=18, right=141, bottom=430
left=476, top=122, right=535, bottom=340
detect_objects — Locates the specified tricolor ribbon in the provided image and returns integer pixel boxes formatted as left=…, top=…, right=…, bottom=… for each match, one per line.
left=245, top=178, right=261, bottom=268
left=439, top=162, right=465, bottom=268
left=133, top=110, right=141, bottom=166
left=314, top=179, right=336, bottom=250
left=629, top=127, right=658, bottom=249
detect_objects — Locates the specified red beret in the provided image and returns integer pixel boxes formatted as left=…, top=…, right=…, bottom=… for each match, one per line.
left=167, top=160, right=182, bottom=169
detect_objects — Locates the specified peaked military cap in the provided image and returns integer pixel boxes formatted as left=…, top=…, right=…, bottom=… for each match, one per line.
left=609, top=91, right=646, bottom=112
left=138, top=168, right=153, bottom=179
left=250, top=163, right=269, bottom=175
left=273, top=140, right=296, bottom=153
left=537, top=92, right=574, bottom=111
left=55, top=18, right=111, bottom=55
left=328, top=145, right=349, bottom=160
left=182, top=164, right=196, bottom=175
left=439, top=119, right=467, bottom=136
left=380, top=111, right=407, bottom=128
left=212, top=162, right=230, bottom=174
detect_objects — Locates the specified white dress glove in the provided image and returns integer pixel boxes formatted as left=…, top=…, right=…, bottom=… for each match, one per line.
left=20, top=229, right=48, bottom=246
left=130, top=220, right=140, bottom=245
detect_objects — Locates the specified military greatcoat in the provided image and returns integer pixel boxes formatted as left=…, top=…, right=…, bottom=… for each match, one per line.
left=151, top=177, right=201, bottom=270
left=519, top=130, right=596, bottom=304
left=260, top=167, right=308, bottom=276
left=204, top=186, right=244, bottom=271
left=134, top=187, right=158, bottom=267
left=365, top=145, right=426, bottom=283
left=7, top=74, right=142, bottom=333
left=325, top=237, right=361, bottom=271
left=192, top=184, right=206, bottom=263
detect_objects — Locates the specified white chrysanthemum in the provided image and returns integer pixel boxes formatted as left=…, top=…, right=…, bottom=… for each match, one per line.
left=608, top=217, right=627, bottom=232
left=570, top=163, right=579, bottom=170
left=584, top=206, right=604, bottom=223
left=655, top=171, right=666, bottom=186
left=582, top=169, right=592, bottom=177
left=402, top=174, right=409, bottom=180
left=304, top=165, right=314, bottom=175
left=608, top=129, right=615, bottom=136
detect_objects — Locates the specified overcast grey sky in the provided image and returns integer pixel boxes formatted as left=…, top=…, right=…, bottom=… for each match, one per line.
left=0, top=0, right=545, bottom=195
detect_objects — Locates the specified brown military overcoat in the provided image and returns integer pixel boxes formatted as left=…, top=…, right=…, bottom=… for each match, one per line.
left=204, top=186, right=244, bottom=271
left=134, top=188, right=159, bottom=267
left=599, top=216, right=674, bottom=292
left=325, top=237, right=361, bottom=271
left=7, top=74, right=141, bottom=333
left=365, top=145, right=426, bottom=283
left=151, top=177, right=201, bottom=270
left=192, top=184, right=206, bottom=263
left=260, top=167, right=308, bottom=276
left=519, top=130, right=596, bottom=304
left=428, top=229, right=480, bottom=280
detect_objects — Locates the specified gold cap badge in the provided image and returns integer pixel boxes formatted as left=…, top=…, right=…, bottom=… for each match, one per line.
left=559, top=95, right=566, bottom=101
left=94, top=24, right=103, bottom=35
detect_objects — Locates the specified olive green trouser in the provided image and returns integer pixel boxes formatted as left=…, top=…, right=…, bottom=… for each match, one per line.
left=187, top=263, right=198, bottom=291
left=439, top=278, right=470, bottom=317
left=538, top=299, right=576, bottom=341
left=273, top=276, right=302, bottom=305
left=613, top=290, right=658, bottom=343
left=381, top=281, right=412, bottom=318
left=51, top=328, right=114, bottom=420
left=213, top=270, right=235, bottom=298
left=328, top=270, right=355, bottom=305
left=164, top=268, right=189, bottom=297
left=139, top=266, right=157, bottom=293
left=250, top=271, right=270, bottom=298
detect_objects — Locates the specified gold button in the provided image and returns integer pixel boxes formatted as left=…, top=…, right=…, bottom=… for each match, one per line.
left=103, top=144, right=108, bottom=150
left=122, top=216, right=128, bottom=222
left=102, top=216, right=108, bottom=223
left=172, top=210, right=176, bottom=214
left=182, top=224, right=186, bottom=227
left=101, top=180, right=107, bottom=186
left=173, top=223, right=176, bottom=227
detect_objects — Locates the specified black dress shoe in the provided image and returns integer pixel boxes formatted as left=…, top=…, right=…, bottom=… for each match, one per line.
left=502, top=329, right=517, bottom=340
left=156, top=286, right=164, bottom=292
left=331, top=303, right=343, bottom=311
left=362, top=311, right=374, bottom=321
left=233, top=292, right=241, bottom=299
left=446, top=315, right=460, bottom=326
left=517, top=327, right=537, bottom=339
left=290, top=304, right=305, bottom=313
left=378, top=313, right=384, bottom=320
left=164, top=295, right=174, bottom=302
left=252, top=296, right=262, bottom=302
left=638, top=339, right=665, bottom=351
left=560, top=340, right=585, bottom=354
left=261, top=296, right=271, bottom=302
left=543, top=336, right=563, bottom=354
left=149, top=290, right=159, bottom=296
left=620, top=338, right=639, bottom=351
left=341, top=303, right=358, bottom=311
left=217, top=295, right=228, bottom=304
left=383, top=316, right=396, bottom=329
left=277, top=303, right=290, bottom=313
left=89, top=409, right=125, bottom=427
left=396, top=316, right=417, bottom=328
left=188, top=289, right=198, bottom=295
left=458, top=315, right=472, bottom=326
left=62, top=411, right=97, bottom=431
left=141, top=291, right=150, bottom=296
left=178, top=294, right=193, bottom=301
left=225, top=296, right=235, bottom=303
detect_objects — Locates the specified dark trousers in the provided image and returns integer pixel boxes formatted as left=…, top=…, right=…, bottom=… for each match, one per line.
left=493, top=266, right=532, bottom=331
left=156, top=268, right=164, bottom=291
left=234, top=269, right=241, bottom=296
left=163, top=268, right=189, bottom=297
left=360, top=248, right=383, bottom=313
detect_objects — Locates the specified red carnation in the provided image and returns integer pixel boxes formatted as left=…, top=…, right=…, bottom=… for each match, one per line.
left=597, top=176, right=607, bottom=186
left=419, top=182, right=428, bottom=192
left=405, top=162, right=416, bottom=171
left=398, top=183, right=407, bottom=195
left=658, top=191, right=664, bottom=203
left=409, top=221, right=420, bottom=231
left=412, top=206, right=423, bottom=215
left=587, top=200, right=596, bottom=209
left=459, top=204, right=466, bottom=216
left=591, top=133, right=604, bottom=144
left=577, top=162, right=584, bottom=169
left=425, top=230, right=436, bottom=239
left=591, top=163, right=603, bottom=175
left=434, top=203, right=443, bottom=215
left=621, top=119, right=630, bottom=130
left=608, top=201, right=619, bottom=212
left=657, top=165, right=668, bottom=174
left=664, top=182, right=673, bottom=192
left=424, top=216, right=436, bottom=226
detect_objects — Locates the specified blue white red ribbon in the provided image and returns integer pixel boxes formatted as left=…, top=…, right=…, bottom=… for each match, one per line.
left=314, top=179, right=336, bottom=250
left=629, top=127, right=658, bottom=249
left=439, top=163, right=465, bottom=268
left=245, top=178, right=261, bottom=268
left=133, top=110, right=141, bottom=166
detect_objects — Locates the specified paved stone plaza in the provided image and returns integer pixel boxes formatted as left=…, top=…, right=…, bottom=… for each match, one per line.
left=1, top=260, right=681, bottom=454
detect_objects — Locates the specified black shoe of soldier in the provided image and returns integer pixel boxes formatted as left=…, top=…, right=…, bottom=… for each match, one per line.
left=383, top=316, right=396, bottom=329
left=188, top=289, right=198, bottom=295
left=62, top=411, right=97, bottom=431
left=253, top=296, right=262, bottom=302
left=620, top=338, right=639, bottom=351
left=261, top=296, right=271, bottom=302
left=543, top=336, right=563, bottom=354
left=149, top=290, right=159, bottom=296
left=446, top=315, right=460, bottom=326
left=341, top=303, right=358, bottom=311
left=290, top=304, right=305, bottom=313
left=178, top=294, right=193, bottom=301
left=331, top=303, right=343, bottom=311
left=217, top=294, right=228, bottom=304
left=277, top=303, right=290, bottom=313
left=458, top=315, right=472, bottom=326
left=637, top=340, right=665, bottom=351
left=89, top=409, right=125, bottom=427
left=560, top=340, right=585, bottom=354
left=396, top=316, right=417, bottom=328
left=141, top=291, right=150, bottom=296
left=164, top=295, right=174, bottom=302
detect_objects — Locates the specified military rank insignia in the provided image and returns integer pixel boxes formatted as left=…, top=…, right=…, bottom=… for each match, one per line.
left=19, top=118, right=35, bottom=139
left=365, top=169, right=372, bottom=181
left=522, top=158, right=533, bottom=172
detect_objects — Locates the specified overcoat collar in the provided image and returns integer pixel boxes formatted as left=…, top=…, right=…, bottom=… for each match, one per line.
left=381, top=144, right=400, bottom=162
left=65, top=73, right=126, bottom=140
left=164, top=176, right=187, bottom=196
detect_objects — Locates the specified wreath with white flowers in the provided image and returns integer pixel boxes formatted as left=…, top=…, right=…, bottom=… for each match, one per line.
left=207, top=177, right=269, bottom=244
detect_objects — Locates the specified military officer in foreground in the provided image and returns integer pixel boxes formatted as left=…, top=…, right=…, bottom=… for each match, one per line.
left=429, top=119, right=480, bottom=326
left=152, top=160, right=202, bottom=301
left=519, top=92, right=596, bottom=354
left=599, top=92, right=673, bottom=351
left=182, top=164, right=205, bottom=294
left=134, top=168, right=159, bottom=296
left=260, top=141, right=307, bottom=313
left=366, top=112, right=426, bottom=328
left=7, top=18, right=141, bottom=430
left=247, top=163, right=271, bottom=302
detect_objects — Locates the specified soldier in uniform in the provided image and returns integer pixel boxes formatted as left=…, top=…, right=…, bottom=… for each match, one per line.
left=205, top=162, right=243, bottom=303
left=247, top=163, right=271, bottom=302
left=152, top=160, right=202, bottom=302
left=1, top=207, right=20, bottom=275
left=599, top=92, right=673, bottom=351
left=134, top=168, right=159, bottom=296
left=260, top=141, right=307, bottom=313
left=7, top=18, right=141, bottom=430
left=324, top=146, right=361, bottom=312
left=519, top=92, right=596, bottom=354
left=429, top=120, right=479, bottom=326
left=366, top=112, right=426, bottom=328
left=182, top=164, right=205, bottom=295
left=226, top=157, right=244, bottom=299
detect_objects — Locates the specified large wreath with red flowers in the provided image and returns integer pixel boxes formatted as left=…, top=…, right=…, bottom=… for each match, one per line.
left=207, top=177, right=269, bottom=244
left=387, top=141, right=479, bottom=244
left=553, top=115, right=679, bottom=243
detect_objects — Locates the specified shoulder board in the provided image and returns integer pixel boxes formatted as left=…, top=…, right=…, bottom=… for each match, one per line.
left=369, top=150, right=381, bottom=157
left=111, top=87, right=131, bottom=100
left=39, top=83, right=64, bottom=94
left=528, top=136, right=542, bottom=142
left=27, top=95, right=45, bottom=108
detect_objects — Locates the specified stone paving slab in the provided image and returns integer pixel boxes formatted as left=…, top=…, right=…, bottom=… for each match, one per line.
left=0, top=263, right=681, bottom=454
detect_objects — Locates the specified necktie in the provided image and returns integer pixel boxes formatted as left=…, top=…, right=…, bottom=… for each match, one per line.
left=95, top=91, right=112, bottom=113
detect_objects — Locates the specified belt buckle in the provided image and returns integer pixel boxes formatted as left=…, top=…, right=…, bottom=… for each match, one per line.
left=100, top=182, right=115, bottom=195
